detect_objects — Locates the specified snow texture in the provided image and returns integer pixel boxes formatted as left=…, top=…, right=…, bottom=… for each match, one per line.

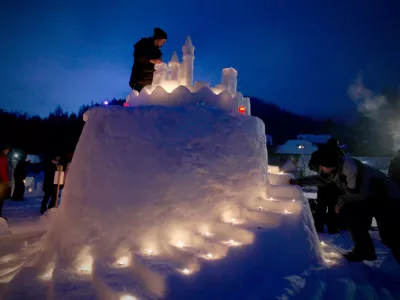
left=1, top=105, right=322, bottom=299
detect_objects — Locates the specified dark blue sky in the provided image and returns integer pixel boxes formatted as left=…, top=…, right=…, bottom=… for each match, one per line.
left=1, top=0, right=399, bottom=119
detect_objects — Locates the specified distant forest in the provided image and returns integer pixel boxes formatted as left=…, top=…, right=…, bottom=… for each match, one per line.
left=0, top=97, right=394, bottom=157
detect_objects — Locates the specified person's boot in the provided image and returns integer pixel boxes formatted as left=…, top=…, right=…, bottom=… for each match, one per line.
left=343, top=250, right=377, bottom=262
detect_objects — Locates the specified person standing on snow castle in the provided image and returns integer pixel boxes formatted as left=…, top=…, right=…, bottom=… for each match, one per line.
left=128, top=28, right=168, bottom=92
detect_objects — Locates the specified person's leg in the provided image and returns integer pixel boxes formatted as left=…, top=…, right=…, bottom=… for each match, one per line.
left=0, top=181, right=7, bottom=217
left=343, top=202, right=376, bottom=261
left=314, top=186, right=328, bottom=233
left=48, top=188, right=58, bottom=209
left=326, top=185, right=340, bottom=233
left=41, top=191, right=51, bottom=214
left=374, top=197, right=400, bottom=265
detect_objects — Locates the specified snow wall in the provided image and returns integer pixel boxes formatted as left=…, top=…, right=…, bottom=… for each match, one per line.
left=3, top=105, right=323, bottom=300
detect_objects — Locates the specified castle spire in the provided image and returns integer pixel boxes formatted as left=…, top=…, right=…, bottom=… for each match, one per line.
left=182, top=36, right=195, bottom=87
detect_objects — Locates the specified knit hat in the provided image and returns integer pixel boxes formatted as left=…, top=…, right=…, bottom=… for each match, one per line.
left=153, top=27, right=167, bottom=40
left=318, top=148, right=341, bottom=168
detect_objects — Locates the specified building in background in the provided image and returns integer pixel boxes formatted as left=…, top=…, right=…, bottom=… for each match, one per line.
left=297, top=134, right=332, bottom=146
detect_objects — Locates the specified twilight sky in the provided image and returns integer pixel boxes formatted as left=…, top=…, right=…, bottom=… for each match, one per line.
left=0, top=0, right=399, bottom=119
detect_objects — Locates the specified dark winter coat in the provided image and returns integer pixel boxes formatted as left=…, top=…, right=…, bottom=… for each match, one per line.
left=0, top=154, right=8, bottom=184
left=388, top=154, right=400, bottom=188
left=129, top=37, right=162, bottom=88
left=43, top=161, right=57, bottom=192
left=293, top=156, right=400, bottom=206
left=14, top=160, right=27, bottom=182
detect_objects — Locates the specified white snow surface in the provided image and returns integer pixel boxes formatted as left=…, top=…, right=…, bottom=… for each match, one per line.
left=0, top=105, right=326, bottom=299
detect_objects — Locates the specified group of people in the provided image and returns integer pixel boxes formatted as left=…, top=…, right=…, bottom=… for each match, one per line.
left=0, top=143, right=73, bottom=219
left=290, top=139, right=400, bottom=264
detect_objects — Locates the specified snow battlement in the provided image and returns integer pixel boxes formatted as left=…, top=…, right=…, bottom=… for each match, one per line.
left=125, top=37, right=251, bottom=115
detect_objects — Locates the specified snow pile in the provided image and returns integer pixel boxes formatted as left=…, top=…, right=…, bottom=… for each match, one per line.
left=2, top=105, right=323, bottom=299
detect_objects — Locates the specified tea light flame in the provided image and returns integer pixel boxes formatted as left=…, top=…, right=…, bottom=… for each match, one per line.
left=120, top=294, right=137, bottom=300
left=203, top=232, right=212, bottom=237
left=176, top=241, right=185, bottom=248
left=206, top=253, right=213, bottom=259
left=39, top=262, right=55, bottom=280
left=283, top=209, right=292, bottom=214
left=116, top=255, right=130, bottom=267
left=180, top=268, right=192, bottom=275
left=225, top=239, right=241, bottom=247
left=145, top=249, right=154, bottom=255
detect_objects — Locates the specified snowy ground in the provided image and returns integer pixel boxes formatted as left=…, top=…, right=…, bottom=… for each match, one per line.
left=1, top=195, right=400, bottom=299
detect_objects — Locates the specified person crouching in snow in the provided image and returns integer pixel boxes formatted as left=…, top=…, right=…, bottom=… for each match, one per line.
left=128, top=27, right=167, bottom=92
left=290, top=147, right=400, bottom=264
left=309, top=139, right=343, bottom=234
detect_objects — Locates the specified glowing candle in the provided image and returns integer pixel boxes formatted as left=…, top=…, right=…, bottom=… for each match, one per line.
left=145, top=249, right=154, bottom=255
left=181, top=268, right=192, bottom=275
left=116, top=255, right=130, bottom=267
left=206, top=253, right=213, bottom=259
left=176, top=241, right=184, bottom=248
left=120, top=294, right=137, bottom=300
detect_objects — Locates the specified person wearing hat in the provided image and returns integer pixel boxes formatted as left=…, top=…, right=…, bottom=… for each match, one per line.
left=129, top=27, right=168, bottom=92
left=308, top=140, right=343, bottom=234
left=290, top=148, right=400, bottom=264
left=0, top=144, right=11, bottom=219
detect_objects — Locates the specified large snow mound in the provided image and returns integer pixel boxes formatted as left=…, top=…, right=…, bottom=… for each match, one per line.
left=2, top=105, right=323, bottom=299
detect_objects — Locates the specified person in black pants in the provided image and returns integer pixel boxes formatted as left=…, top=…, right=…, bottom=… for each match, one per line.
left=40, top=156, right=60, bottom=214
left=12, top=154, right=28, bottom=201
left=291, top=148, right=400, bottom=263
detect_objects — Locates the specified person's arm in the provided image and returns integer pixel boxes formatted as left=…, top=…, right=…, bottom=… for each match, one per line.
left=133, top=39, right=161, bottom=64
left=290, top=175, right=330, bottom=187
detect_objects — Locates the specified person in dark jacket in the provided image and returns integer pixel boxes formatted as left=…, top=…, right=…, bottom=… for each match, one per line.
left=388, top=150, right=400, bottom=188
left=291, top=148, right=400, bottom=264
left=309, top=138, right=344, bottom=233
left=12, top=154, right=28, bottom=201
left=40, top=156, right=60, bottom=214
left=129, top=28, right=168, bottom=92
left=0, top=144, right=11, bottom=219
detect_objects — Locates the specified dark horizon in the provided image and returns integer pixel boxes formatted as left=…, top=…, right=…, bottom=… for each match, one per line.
left=1, top=0, right=399, bottom=119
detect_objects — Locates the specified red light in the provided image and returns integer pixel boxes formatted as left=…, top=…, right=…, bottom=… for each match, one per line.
left=123, top=102, right=129, bottom=107
left=238, top=106, right=246, bottom=114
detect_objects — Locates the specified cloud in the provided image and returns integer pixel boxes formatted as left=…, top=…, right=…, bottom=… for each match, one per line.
left=348, top=75, right=387, bottom=118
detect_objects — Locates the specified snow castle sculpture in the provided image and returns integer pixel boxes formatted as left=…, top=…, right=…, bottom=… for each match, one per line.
left=125, top=36, right=251, bottom=116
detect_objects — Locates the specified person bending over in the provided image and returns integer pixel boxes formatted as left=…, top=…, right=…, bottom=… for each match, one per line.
left=129, top=27, right=168, bottom=92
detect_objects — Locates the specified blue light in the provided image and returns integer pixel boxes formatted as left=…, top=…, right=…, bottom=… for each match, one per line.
left=103, top=101, right=109, bottom=105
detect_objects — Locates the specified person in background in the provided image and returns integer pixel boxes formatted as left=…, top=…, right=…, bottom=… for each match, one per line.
left=388, top=150, right=400, bottom=188
left=290, top=147, right=400, bottom=264
left=40, top=155, right=60, bottom=214
left=0, top=144, right=11, bottom=219
left=128, top=27, right=168, bottom=92
left=12, top=154, right=28, bottom=201
left=309, top=138, right=343, bottom=234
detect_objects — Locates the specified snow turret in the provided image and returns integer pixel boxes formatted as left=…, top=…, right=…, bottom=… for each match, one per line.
left=152, top=63, right=169, bottom=86
left=182, top=36, right=195, bottom=87
left=169, top=51, right=180, bottom=81
left=221, top=68, right=238, bottom=94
